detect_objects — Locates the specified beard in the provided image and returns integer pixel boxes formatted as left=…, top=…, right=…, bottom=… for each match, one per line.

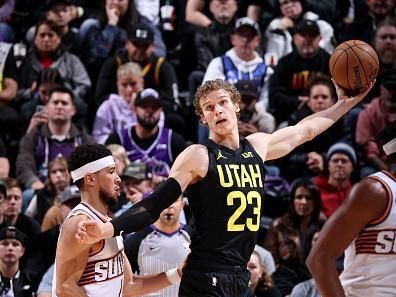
left=99, top=188, right=118, bottom=208
left=137, top=115, right=160, bottom=130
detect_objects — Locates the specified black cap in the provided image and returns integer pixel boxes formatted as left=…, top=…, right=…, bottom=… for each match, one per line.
left=0, top=180, right=6, bottom=197
left=134, top=88, right=161, bottom=107
left=60, top=185, right=81, bottom=205
left=127, top=23, right=154, bottom=43
left=122, top=162, right=152, bottom=180
left=293, top=19, right=320, bottom=36
left=380, top=69, right=396, bottom=89
left=0, top=226, right=27, bottom=247
left=235, top=80, right=258, bottom=98
left=234, top=17, right=260, bottom=35
left=45, top=0, right=71, bottom=10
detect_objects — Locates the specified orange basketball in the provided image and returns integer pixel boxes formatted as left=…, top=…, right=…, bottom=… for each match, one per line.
left=329, top=40, right=379, bottom=96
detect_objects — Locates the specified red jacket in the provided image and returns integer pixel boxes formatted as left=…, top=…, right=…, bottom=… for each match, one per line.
left=314, top=175, right=352, bottom=218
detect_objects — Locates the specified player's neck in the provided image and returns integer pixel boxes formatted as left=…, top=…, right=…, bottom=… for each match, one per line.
left=209, top=130, right=240, bottom=150
left=81, top=194, right=108, bottom=217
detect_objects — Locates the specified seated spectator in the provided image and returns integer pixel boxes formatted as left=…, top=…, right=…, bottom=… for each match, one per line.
left=0, top=226, right=34, bottom=297
left=203, top=17, right=271, bottom=107
left=36, top=264, right=54, bottom=297
left=25, top=157, right=70, bottom=225
left=356, top=69, right=396, bottom=177
left=95, top=23, right=183, bottom=132
left=263, top=178, right=325, bottom=296
left=92, top=62, right=144, bottom=144
left=124, top=196, right=190, bottom=297
left=248, top=250, right=281, bottom=297
left=314, top=142, right=356, bottom=218
left=19, top=19, right=91, bottom=123
left=16, top=86, right=94, bottom=191
left=235, top=79, right=275, bottom=138
left=268, top=19, right=331, bottom=125
left=254, top=244, right=276, bottom=277
left=19, top=68, right=64, bottom=134
left=265, top=0, right=334, bottom=63
left=106, top=88, right=187, bottom=178
left=107, top=144, right=130, bottom=177
left=280, top=74, right=348, bottom=181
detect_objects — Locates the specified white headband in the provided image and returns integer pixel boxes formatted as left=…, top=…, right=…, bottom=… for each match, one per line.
left=70, top=156, right=115, bottom=183
left=383, top=138, right=396, bottom=156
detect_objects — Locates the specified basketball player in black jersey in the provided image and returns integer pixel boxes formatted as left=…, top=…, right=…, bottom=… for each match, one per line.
left=76, top=79, right=373, bottom=297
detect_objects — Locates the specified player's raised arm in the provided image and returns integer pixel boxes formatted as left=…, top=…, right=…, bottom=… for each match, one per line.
left=248, top=79, right=374, bottom=161
left=76, top=144, right=208, bottom=244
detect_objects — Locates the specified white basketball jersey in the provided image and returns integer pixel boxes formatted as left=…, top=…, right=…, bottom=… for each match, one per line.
left=340, top=171, right=396, bottom=297
left=53, top=202, right=124, bottom=297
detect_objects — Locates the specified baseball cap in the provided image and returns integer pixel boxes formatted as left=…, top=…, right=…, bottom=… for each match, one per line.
left=45, top=0, right=71, bottom=10
left=293, top=19, right=320, bottom=36
left=60, top=185, right=81, bottom=205
left=235, top=80, right=258, bottom=98
left=326, top=142, right=357, bottom=166
left=0, top=226, right=27, bottom=247
left=123, top=162, right=152, bottom=180
left=0, top=180, right=6, bottom=198
left=134, top=88, right=161, bottom=108
left=234, top=17, right=260, bottom=35
left=127, top=23, right=154, bottom=43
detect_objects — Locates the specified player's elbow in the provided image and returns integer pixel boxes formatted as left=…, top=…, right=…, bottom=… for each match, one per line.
left=55, top=283, right=74, bottom=297
left=306, top=248, right=321, bottom=275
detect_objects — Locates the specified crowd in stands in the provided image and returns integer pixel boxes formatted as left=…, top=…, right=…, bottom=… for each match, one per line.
left=0, top=0, right=395, bottom=296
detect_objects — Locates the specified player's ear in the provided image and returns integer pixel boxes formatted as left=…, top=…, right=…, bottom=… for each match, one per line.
left=235, top=104, right=240, bottom=112
left=84, top=173, right=95, bottom=186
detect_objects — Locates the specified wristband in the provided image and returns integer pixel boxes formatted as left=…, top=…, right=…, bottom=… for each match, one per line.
left=165, top=268, right=181, bottom=284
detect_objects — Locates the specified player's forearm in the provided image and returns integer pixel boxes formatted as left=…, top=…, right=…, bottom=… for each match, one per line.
left=56, top=282, right=89, bottom=297
left=124, top=273, right=171, bottom=297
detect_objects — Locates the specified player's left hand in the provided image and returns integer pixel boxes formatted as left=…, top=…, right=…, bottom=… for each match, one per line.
left=76, top=219, right=106, bottom=244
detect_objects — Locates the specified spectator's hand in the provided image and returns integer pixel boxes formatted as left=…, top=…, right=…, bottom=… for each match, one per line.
left=238, top=122, right=258, bottom=137
left=106, top=4, right=120, bottom=26
left=126, top=187, right=144, bottom=204
left=31, top=180, right=45, bottom=190
left=27, top=111, right=48, bottom=133
left=278, top=17, right=294, bottom=30
left=306, top=152, right=324, bottom=174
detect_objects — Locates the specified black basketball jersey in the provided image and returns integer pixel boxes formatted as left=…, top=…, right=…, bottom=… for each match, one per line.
left=186, top=138, right=266, bottom=267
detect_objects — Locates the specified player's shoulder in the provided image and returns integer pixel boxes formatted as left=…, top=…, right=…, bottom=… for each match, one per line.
left=179, top=143, right=209, bottom=160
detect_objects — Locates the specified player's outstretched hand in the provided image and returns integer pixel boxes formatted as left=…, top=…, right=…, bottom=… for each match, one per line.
left=332, top=79, right=375, bottom=105
left=75, top=219, right=105, bottom=244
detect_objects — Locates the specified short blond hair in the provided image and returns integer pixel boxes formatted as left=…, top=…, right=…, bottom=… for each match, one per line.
left=117, top=62, right=142, bottom=79
left=193, top=79, right=241, bottom=117
left=107, top=144, right=130, bottom=167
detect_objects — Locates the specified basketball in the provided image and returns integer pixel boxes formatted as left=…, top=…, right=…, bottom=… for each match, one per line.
left=329, top=40, right=379, bottom=96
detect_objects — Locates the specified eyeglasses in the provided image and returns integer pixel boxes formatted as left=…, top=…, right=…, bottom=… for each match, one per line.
left=279, top=0, right=299, bottom=6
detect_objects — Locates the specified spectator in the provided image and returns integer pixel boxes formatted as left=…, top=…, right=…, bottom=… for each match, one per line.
left=124, top=196, right=190, bottom=297
left=254, top=244, right=276, bottom=277
left=19, top=19, right=91, bottom=122
left=280, top=74, right=348, bottom=181
left=263, top=178, right=325, bottom=296
left=375, top=17, right=396, bottom=73
left=0, top=226, right=34, bottom=297
left=19, top=68, right=64, bottom=134
left=247, top=250, right=281, bottom=297
left=314, top=142, right=356, bottom=218
left=16, top=86, right=94, bottom=191
left=36, top=264, right=54, bottom=297
left=0, top=0, right=15, bottom=42
left=265, top=0, right=334, bottom=62
left=107, top=144, right=130, bottom=177
left=0, top=181, right=6, bottom=224
left=203, top=17, right=271, bottom=107
left=93, top=62, right=145, bottom=144
left=95, top=23, right=183, bottom=132
left=235, top=79, right=276, bottom=137
left=268, top=19, right=330, bottom=125
left=106, top=88, right=187, bottom=178
left=356, top=69, right=396, bottom=177
left=0, top=139, right=9, bottom=179
left=25, top=157, right=70, bottom=225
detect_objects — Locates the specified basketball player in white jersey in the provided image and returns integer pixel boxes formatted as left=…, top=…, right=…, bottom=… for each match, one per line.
left=53, top=144, right=181, bottom=297
left=307, top=122, right=396, bottom=297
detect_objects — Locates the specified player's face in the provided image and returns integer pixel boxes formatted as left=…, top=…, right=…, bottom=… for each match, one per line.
left=4, top=187, right=22, bottom=218
left=96, top=165, right=121, bottom=207
left=247, top=253, right=263, bottom=290
left=135, top=100, right=162, bottom=129
left=293, top=186, right=314, bottom=218
left=117, top=74, right=143, bottom=105
left=46, top=92, right=76, bottom=124
left=328, top=153, right=353, bottom=181
left=375, top=25, right=396, bottom=66
left=307, top=84, right=334, bottom=113
left=200, top=89, right=240, bottom=136
left=0, top=239, right=25, bottom=265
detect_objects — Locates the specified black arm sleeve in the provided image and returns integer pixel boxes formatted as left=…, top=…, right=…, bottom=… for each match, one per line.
left=111, top=178, right=182, bottom=236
